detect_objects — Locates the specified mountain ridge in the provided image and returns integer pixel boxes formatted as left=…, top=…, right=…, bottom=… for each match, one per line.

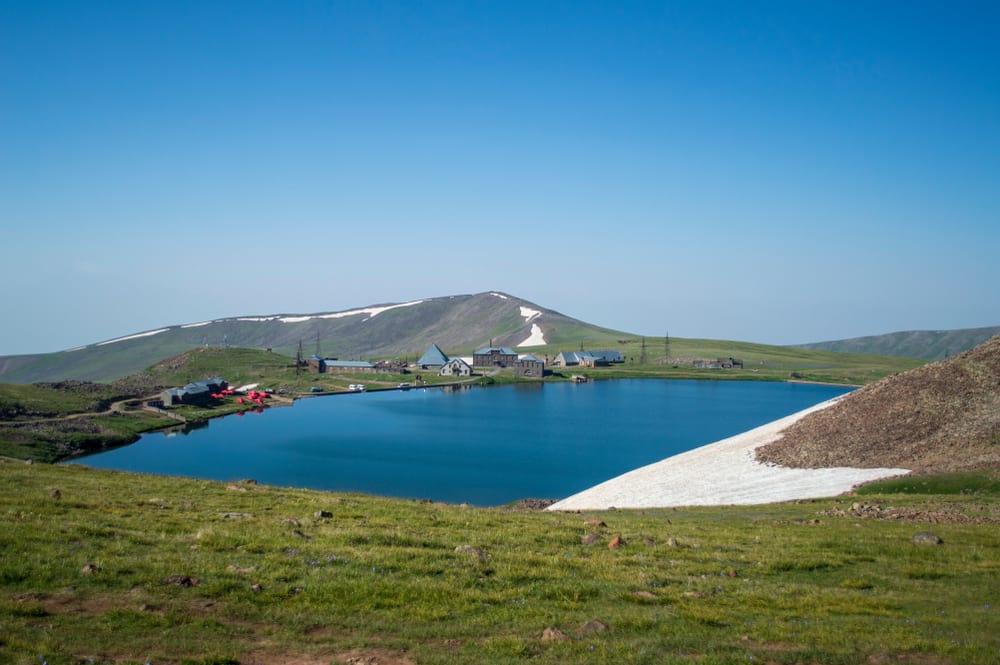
left=0, top=291, right=627, bottom=383
left=791, top=326, right=1000, bottom=360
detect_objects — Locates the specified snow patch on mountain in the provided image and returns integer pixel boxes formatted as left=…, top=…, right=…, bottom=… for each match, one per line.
left=519, top=306, right=541, bottom=322
left=518, top=323, right=546, bottom=347
left=96, top=328, right=170, bottom=346
left=232, top=300, right=426, bottom=325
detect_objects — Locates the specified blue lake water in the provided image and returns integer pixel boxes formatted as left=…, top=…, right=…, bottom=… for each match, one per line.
left=68, top=380, right=851, bottom=505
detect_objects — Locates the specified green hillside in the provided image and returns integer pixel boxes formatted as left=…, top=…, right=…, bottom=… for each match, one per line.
left=792, top=326, right=1000, bottom=360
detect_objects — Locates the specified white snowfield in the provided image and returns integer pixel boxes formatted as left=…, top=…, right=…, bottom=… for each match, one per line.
left=548, top=398, right=911, bottom=511
left=518, top=323, right=546, bottom=347
left=236, top=300, right=426, bottom=324
left=96, top=328, right=171, bottom=346
left=519, top=306, right=541, bottom=322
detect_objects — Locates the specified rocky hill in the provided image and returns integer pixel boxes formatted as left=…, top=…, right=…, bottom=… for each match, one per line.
left=758, top=334, right=1000, bottom=473
left=0, top=292, right=626, bottom=383
left=792, top=326, right=1000, bottom=360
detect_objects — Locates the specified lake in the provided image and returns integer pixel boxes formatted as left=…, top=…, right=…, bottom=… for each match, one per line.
left=69, top=380, right=852, bottom=505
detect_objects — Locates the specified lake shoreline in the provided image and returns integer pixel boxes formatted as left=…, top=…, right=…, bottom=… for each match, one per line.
left=548, top=397, right=911, bottom=510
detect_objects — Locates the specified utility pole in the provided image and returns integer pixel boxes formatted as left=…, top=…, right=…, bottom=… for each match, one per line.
left=296, top=339, right=304, bottom=376
left=665, top=330, right=670, bottom=363
left=639, top=336, right=647, bottom=365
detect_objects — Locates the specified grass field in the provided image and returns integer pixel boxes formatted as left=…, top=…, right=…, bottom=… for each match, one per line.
left=1, top=460, right=997, bottom=664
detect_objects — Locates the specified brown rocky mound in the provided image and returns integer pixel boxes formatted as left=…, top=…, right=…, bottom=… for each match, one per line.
left=757, top=334, right=1000, bottom=473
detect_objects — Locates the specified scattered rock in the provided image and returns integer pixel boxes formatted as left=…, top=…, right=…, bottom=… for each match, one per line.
left=454, top=545, right=490, bottom=562
left=582, top=619, right=609, bottom=632
left=50, top=488, right=61, bottom=500
left=239, top=478, right=258, bottom=485
left=913, top=531, right=944, bottom=545
left=226, top=484, right=247, bottom=492
left=608, top=535, right=624, bottom=549
left=250, top=584, right=263, bottom=593
left=584, top=519, right=607, bottom=528
left=580, top=534, right=602, bottom=545
left=541, top=627, right=569, bottom=642
left=291, top=529, right=311, bottom=540
left=163, top=575, right=200, bottom=587
left=226, top=565, right=258, bottom=574
left=80, top=563, right=100, bottom=575
left=281, top=517, right=301, bottom=526
left=667, top=537, right=679, bottom=547
left=219, top=512, right=255, bottom=520
left=314, top=510, right=333, bottom=518
left=507, top=498, right=556, bottom=510
left=633, top=591, right=657, bottom=601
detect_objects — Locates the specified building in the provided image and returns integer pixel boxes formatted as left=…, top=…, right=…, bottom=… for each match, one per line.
left=440, top=357, right=472, bottom=377
left=309, top=356, right=377, bottom=373
left=514, top=354, right=545, bottom=378
left=161, top=377, right=228, bottom=407
left=693, top=357, right=744, bottom=369
left=472, top=346, right=518, bottom=368
left=551, top=350, right=624, bottom=368
left=417, top=343, right=450, bottom=368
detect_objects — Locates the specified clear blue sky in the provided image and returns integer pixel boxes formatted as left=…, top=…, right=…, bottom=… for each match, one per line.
left=2, top=1, right=998, bottom=355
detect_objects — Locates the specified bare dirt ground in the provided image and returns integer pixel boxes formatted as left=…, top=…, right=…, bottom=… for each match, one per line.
left=757, top=334, right=1000, bottom=473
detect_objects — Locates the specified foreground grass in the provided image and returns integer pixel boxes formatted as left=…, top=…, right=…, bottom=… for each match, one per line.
left=1, top=461, right=997, bottom=664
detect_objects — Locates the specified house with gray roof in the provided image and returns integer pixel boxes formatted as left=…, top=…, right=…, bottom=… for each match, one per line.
left=514, top=354, right=545, bottom=378
left=161, top=377, right=228, bottom=407
left=551, top=350, right=624, bottom=368
left=440, top=357, right=472, bottom=377
left=473, top=346, right=518, bottom=368
left=308, top=356, right=377, bottom=374
left=418, top=343, right=450, bottom=368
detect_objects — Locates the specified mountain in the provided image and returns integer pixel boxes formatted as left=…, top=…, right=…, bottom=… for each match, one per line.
left=0, top=292, right=627, bottom=384
left=758, top=334, right=1000, bottom=474
left=791, top=326, right=1000, bottom=360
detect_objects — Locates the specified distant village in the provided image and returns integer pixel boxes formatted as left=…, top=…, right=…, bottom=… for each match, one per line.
left=152, top=341, right=743, bottom=408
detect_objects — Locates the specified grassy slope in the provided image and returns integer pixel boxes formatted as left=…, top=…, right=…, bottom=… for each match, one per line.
left=1, top=460, right=997, bottom=665
left=793, top=326, right=1000, bottom=361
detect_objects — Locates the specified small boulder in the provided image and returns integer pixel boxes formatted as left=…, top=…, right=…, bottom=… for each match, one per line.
left=163, top=575, right=200, bottom=587
left=913, top=531, right=943, bottom=545
left=314, top=510, right=333, bottom=518
left=541, top=627, right=569, bottom=642
left=582, top=619, right=609, bottom=632
left=454, top=545, right=490, bottom=562
left=80, top=563, right=100, bottom=575
left=580, top=534, right=602, bottom=546
left=608, top=535, right=624, bottom=549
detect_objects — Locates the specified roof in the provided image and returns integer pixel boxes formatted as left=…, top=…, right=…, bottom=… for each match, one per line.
left=418, top=343, right=449, bottom=366
left=474, top=347, right=517, bottom=355
left=518, top=354, right=543, bottom=363
left=324, top=360, right=375, bottom=369
left=445, top=357, right=471, bottom=367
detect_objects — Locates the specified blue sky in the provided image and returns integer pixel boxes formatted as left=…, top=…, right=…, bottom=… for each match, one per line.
left=2, top=1, right=998, bottom=355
